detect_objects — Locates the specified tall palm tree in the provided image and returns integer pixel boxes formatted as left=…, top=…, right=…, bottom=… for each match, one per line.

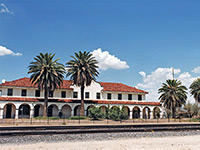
left=158, top=79, right=187, bottom=118
left=66, top=51, right=99, bottom=116
left=190, top=78, right=200, bottom=103
left=28, top=53, right=65, bottom=117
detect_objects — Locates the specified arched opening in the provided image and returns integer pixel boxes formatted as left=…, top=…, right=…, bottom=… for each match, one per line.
left=111, top=106, right=118, bottom=110
left=3, top=103, right=16, bottom=119
left=74, top=105, right=81, bottom=116
left=34, top=104, right=44, bottom=117
left=153, top=107, right=161, bottom=119
left=132, top=107, right=141, bottom=119
left=143, top=107, right=151, bottom=119
left=48, top=104, right=59, bottom=117
left=124, top=106, right=130, bottom=118
left=61, top=105, right=72, bottom=118
left=100, top=106, right=107, bottom=114
left=18, top=104, right=30, bottom=118
left=86, top=105, right=95, bottom=116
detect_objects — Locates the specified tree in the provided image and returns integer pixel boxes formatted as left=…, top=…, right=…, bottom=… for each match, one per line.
left=28, top=53, right=65, bottom=117
left=192, top=104, right=200, bottom=117
left=158, top=79, right=187, bottom=118
left=66, top=51, right=99, bottom=116
left=190, top=78, right=200, bottom=103
left=184, top=102, right=193, bottom=118
left=184, top=102, right=200, bottom=118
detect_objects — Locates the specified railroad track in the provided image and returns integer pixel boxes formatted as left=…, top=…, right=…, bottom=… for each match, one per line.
left=0, top=123, right=200, bottom=136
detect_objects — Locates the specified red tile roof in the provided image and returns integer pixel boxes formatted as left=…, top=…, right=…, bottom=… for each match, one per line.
left=0, top=77, right=147, bottom=93
left=0, top=77, right=73, bottom=90
left=100, top=82, right=148, bottom=94
left=0, top=97, right=160, bottom=106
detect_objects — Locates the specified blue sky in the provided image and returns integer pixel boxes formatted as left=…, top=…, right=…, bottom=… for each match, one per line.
left=1, top=0, right=200, bottom=102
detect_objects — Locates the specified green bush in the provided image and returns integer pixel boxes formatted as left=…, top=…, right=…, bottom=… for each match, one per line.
left=108, top=106, right=129, bottom=121
left=88, top=106, right=104, bottom=120
left=68, top=116, right=88, bottom=120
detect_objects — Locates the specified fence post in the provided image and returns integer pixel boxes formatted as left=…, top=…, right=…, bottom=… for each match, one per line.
left=47, top=117, right=49, bottom=125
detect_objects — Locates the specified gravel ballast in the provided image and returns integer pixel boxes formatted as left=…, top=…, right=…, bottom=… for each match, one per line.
left=1, top=130, right=200, bottom=145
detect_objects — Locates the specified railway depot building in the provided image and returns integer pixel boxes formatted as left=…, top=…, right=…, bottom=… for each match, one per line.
left=0, top=77, right=162, bottom=119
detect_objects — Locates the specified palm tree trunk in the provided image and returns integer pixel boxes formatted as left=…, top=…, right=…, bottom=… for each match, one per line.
left=80, top=85, right=85, bottom=116
left=43, top=88, right=48, bottom=117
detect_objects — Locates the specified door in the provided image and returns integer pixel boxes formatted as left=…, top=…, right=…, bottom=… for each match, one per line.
left=6, top=104, right=12, bottom=118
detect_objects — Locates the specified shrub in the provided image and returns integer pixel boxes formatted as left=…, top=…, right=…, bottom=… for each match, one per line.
left=88, top=106, right=104, bottom=120
left=107, top=105, right=129, bottom=121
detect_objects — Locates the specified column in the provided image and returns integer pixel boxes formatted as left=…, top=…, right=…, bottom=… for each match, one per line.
left=0, top=108, right=3, bottom=119
left=129, top=111, right=133, bottom=119
left=71, top=110, right=74, bottom=117
left=84, top=109, right=87, bottom=116
left=15, top=109, right=19, bottom=119
left=30, top=109, right=34, bottom=118
left=140, top=112, right=143, bottom=119
left=150, top=111, right=154, bottom=119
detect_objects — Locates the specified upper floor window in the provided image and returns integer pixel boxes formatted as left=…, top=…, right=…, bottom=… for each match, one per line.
left=49, top=91, right=53, bottom=97
left=107, top=93, right=112, bottom=100
left=7, top=89, right=13, bottom=96
left=21, top=89, right=27, bottom=97
left=85, top=92, right=89, bottom=99
left=96, top=93, right=100, bottom=99
left=138, top=95, right=142, bottom=101
left=128, top=94, right=132, bottom=100
left=35, top=90, right=40, bottom=97
left=118, top=94, right=122, bottom=100
left=0, top=90, right=2, bottom=96
left=61, top=91, right=66, bottom=98
left=73, top=92, right=78, bottom=98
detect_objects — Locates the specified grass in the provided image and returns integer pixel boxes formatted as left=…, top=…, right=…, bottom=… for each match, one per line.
left=189, top=118, right=200, bottom=122
left=67, top=116, right=88, bottom=120
left=34, top=116, right=60, bottom=120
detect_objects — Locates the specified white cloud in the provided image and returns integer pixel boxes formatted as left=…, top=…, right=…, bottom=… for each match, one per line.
left=0, top=45, right=22, bottom=56
left=0, top=3, right=13, bottom=14
left=137, top=67, right=199, bottom=103
left=139, top=71, right=146, bottom=79
left=91, top=48, right=129, bottom=70
left=192, top=66, right=200, bottom=74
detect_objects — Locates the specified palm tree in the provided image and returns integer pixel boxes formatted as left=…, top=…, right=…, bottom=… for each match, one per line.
left=158, top=79, right=187, bottom=118
left=28, top=53, right=65, bottom=117
left=190, top=78, right=200, bottom=104
left=66, top=51, right=99, bottom=116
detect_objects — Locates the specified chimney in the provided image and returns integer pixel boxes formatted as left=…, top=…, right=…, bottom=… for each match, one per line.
left=2, top=79, right=6, bottom=83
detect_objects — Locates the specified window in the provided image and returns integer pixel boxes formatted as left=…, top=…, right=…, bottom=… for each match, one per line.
left=138, top=95, right=142, bottom=101
left=49, top=91, right=53, bottom=97
left=96, top=93, right=100, bottom=99
left=7, top=89, right=13, bottom=96
left=128, top=94, right=132, bottom=100
left=73, top=92, right=78, bottom=98
left=61, top=91, right=66, bottom=98
left=85, top=92, right=89, bottom=99
left=107, top=93, right=111, bottom=100
left=35, top=90, right=40, bottom=97
left=0, top=90, right=2, bottom=96
left=21, top=89, right=27, bottom=96
left=118, top=94, right=122, bottom=100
